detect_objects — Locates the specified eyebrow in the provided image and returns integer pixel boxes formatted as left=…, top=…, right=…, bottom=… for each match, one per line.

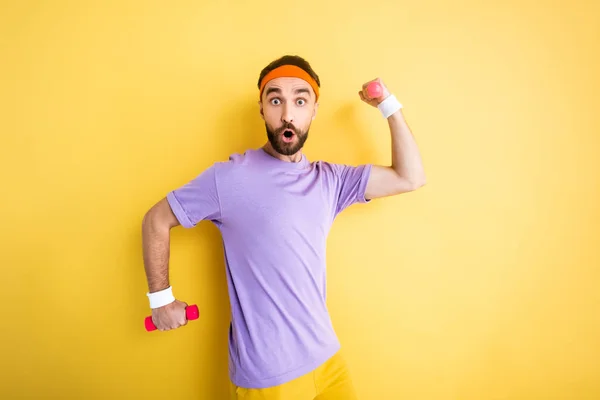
left=265, top=87, right=311, bottom=97
left=293, top=88, right=311, bottom=96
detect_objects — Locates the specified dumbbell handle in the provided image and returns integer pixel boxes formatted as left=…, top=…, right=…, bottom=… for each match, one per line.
left=366, top=81, right=383, bottom=99
left=144, top=304, right=199, bottom=331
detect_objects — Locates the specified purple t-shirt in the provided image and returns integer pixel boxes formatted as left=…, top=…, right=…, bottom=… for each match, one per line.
left=166, top=147, right=372, bottom=389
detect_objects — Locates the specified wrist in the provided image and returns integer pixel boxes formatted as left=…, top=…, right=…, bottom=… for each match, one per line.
left=147, top=286, right=176, bottom=309
left=387, top=109, right=405, bottom=124
left=377, top=94, right=403, bottom=119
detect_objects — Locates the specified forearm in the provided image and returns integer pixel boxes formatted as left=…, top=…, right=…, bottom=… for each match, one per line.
left=387, top=110, right=426, bottom=185
left=142, top=214, right=171, bottom=293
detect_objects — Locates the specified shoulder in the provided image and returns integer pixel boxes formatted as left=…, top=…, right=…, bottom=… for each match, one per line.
left=311, top=159, right=371, bottom=177
left=311, top=159, right=342, bottom=174
left=211, top=148, right=261, bottom=177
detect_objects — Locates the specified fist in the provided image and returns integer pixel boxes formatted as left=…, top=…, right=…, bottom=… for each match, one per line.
left=358, top=78, right=391, bottom=107
left=150, top=299, right=189, bottom=331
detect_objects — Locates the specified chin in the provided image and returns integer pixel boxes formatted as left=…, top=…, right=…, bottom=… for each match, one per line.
left=266, top=126, right=309, bottom=156
left=272, top=136, right=307, bottom=156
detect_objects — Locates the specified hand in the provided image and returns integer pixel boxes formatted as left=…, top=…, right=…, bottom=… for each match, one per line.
left=150, top=299, right=189, bottom=331
left=358, top=78, right=391, bottom=107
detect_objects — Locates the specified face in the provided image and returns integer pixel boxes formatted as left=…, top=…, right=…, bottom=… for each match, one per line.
left=260, top=77, right=318, bottom=156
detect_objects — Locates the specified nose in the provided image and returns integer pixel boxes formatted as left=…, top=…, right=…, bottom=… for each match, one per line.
left=281, top=103, right=294, bottom=124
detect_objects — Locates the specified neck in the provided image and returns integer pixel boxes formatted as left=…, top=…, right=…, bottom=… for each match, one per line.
left=262, top=142, right=304, bottom=163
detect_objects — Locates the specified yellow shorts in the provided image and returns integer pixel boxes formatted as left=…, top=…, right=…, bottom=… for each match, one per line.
left=229, top=350, right=358, bottom=400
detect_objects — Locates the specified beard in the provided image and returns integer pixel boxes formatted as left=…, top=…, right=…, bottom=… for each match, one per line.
left=266, top=122, right=309, bottom=156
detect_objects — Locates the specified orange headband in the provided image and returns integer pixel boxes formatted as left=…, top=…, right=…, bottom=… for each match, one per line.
left=259, top=65, right=320, bottom=101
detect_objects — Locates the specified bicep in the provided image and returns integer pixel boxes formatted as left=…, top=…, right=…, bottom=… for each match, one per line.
left=364, top=165, right=418, bottom=200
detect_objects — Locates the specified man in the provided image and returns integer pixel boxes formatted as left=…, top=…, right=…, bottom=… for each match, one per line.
left=141, top=55, right=426, bottom=399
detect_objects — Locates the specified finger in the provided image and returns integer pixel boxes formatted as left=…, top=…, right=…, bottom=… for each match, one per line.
left=154, top=319, right=167, bottom=332
left=361, top=88, right=368, bottom=101
left=179, top=314, right=188, bottom=325
left=360, top=89, right=373, bottom=102
left=358, top=91, right=366, bottom=102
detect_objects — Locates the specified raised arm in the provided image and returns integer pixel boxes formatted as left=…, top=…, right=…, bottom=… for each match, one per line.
left=358, top=78, right=426, bottom=200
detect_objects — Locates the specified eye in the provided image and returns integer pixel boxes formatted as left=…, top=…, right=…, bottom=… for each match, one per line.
left=296, top=99, right=306, bottom=106
left=270, top=98, right=281, bottom=105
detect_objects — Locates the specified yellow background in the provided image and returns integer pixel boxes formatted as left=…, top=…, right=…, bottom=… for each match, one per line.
left=1, top=0, right=599, bottom=399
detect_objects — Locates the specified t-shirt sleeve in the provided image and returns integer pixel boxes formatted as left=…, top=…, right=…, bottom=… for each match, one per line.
left=166, top=164, right=222, bottom=228
left=329, top=162, right=373, bottom=216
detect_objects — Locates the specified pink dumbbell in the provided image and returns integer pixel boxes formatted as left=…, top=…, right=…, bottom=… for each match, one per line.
left=366, top=81, right=383, bottom=99
left=144, top=304, right=199, bottom=331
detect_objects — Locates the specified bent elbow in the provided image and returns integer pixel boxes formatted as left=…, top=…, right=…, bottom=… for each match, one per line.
left=408, top=178, right=426, bottom=191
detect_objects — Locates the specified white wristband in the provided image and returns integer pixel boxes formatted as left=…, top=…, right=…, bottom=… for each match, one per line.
left=377, top=94, right=403, bottom=119
left=147, top=286, right=176, bottom=309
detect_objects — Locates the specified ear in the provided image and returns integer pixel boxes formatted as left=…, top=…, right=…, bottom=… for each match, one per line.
left=258, top=100, right=264, bottom=120
left=312, top=101, right=319, bottom=120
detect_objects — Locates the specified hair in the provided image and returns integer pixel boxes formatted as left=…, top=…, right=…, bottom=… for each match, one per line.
left=257, top=55, right=321, bottom=90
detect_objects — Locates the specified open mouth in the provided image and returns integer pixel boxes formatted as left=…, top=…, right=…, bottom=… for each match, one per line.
left=282, top=129, right=295, bottom=143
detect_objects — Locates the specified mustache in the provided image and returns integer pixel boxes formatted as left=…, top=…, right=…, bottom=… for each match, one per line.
left=276, top=123, right=299, bottom=135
